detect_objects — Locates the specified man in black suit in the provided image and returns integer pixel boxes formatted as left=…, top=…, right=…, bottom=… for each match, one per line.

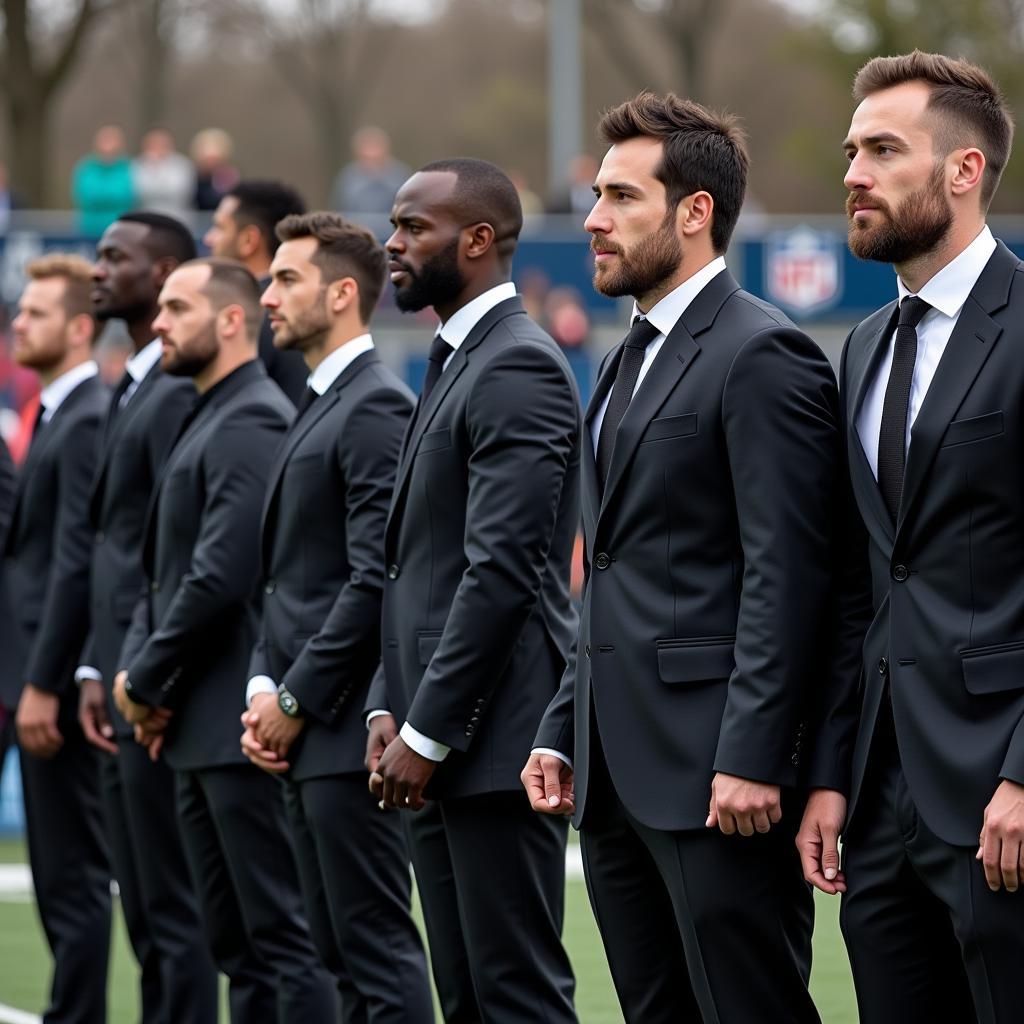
left=238, top=211, right=433, bottom=1022
left=0, top=435, right=15, bottom=782
left=76, top=211, right=216, bottom=1024
left=367, top=158, right=580, bottom=1023
left=799, top=52, right=1024, bottom=1024
left=111, top=258, right=335, bottom=1023
left=523, top=93, right=854, bottom=1023
left=2, top=255, right=111, bottom=1023
left=204, top=179, right=309, bottom=403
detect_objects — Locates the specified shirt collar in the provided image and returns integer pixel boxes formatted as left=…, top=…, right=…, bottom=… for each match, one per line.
left=630, top=255, right=728, bottom=338
left=39, top=360, right=99, bottom=417
left=125, top=338, right=163, bottom=384
left=308, top=334, right=374, bottom=395
left=896, top=224, right=996, bottom=318
left=436, top=282, right=517, bottom=351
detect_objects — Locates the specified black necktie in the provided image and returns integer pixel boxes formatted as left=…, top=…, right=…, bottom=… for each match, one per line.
left=29, top=401, right=47, bottom=449
left=422, top=334, right=454, bottom=404
left=877, top=296, right=931, bottom=522
left=294, top=385, right=318, bottom=422
left=596, top=316, right=661, bottom=489
left=112, top=370, right=133, bottom=412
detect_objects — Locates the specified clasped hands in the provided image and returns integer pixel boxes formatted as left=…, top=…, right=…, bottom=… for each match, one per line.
left=364, top=713, right=436, bottom=811
left=111, top=669, right=173, bottom=761
left=239, top=692, right=305, bottom=774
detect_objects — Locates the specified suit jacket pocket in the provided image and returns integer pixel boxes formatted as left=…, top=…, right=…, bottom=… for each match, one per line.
left=940, top=411, right=1003, bottom=448
left=656, top=635, right=735, bottom=685
left=961, top=639, right=1024, bottom=695
left=419, top=428, right=452, bottom=454
left=641, top=413, right=698, bottom=444
left=417, top=630, right=444, bottom=666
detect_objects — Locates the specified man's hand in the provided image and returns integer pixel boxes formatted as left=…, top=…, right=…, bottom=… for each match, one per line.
left=977, top=779, right=1024, bottom=892
left=240, top=696, right=291, bottom=774
left=78, top=678, right=117, bottom=755
left=365, top=713, right=398, bottom=774
left=16, top=684, right=63, bottom=758
left=248, top=693, right=304, bottom=757
left=707, top=772, right=782, bottom=836
left=133, top=708, right=172, bottom=762
left=370, top=734, right=436, bottom=811
left=113, top=669, right=154, bottom=725
left=521, top=752, right=575, bottom=816
left=796, top=788, right=847, bottom=895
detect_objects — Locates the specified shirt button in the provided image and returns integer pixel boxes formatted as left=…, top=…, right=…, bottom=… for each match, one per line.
left=892, top=564, right=909, bottom=582
left=387, top=565, right=401, bottom=580
left=594, top=553, right=611, bottom=570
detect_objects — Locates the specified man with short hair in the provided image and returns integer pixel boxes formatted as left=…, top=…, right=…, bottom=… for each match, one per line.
left=112, top=258, right=335, bottom=1023
left=204, top=179, right=309, bottom=402
left=1, top=254, right=111, bottom=1023
left=799, top=51, right=1024, bottom=1024
left=524, top=92, right=856, bottom=1023
left=239, top=211, right=433, bottom=1022
left=369, top=157, right=581, bottom=1023
left=78, top=211, right=217, bottom=1024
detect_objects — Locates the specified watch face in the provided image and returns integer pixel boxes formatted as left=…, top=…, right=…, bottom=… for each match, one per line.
left=279, top=689, right=299, bottom=717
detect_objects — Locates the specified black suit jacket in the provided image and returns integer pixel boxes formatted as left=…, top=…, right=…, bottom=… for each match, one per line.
left=0, top=375, right=107, bottom=707
left=82, top=363, right=195, bottom=737
left=120, top=360, right=292, bottom=771
left=534, top=270, right=863, bottom=832
left=837, top=240, right=1024, bottom=846
left=0, top=435, right=14, bottom=564
left=249, top=349, right=412, bottom=781
left=366, top=296, right=582, bottom=799
left=258, top=275, right=312, bottom=406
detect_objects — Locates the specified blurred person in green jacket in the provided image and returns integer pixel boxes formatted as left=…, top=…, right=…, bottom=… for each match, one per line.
left=72, top=125, right=135, bottom=237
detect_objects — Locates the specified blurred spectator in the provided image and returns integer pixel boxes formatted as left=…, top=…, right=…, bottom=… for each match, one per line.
left=71, top=125, right=135, bottom=237
left=509, top=169, right=544, bottom=216
left=544, top=287, right=590, bottom=350
left=0, top=162, right=23, bottom=231
left=568, top=153, right=598, bottom=215
left=133, top=128, right=196, bottom=219
left=518, top=267, right=550, bottom=323
left=331, top=126, right=409, bottom=215
left=191, top=127, right=239, bottom=211
left=94, top=325, right=133, bottom=387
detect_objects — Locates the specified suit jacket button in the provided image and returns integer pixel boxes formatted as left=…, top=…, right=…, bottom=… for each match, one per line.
left=585, top=644, right=591, bottom=658
left=387, top=564, right=401, bottom=580
left=878, top=657, right=888, bottom=675
left=150, top=581, right=160, bottom=593
left=594, top=553, right=611, bottom=571
left=892, top=564, right=909, bottom=582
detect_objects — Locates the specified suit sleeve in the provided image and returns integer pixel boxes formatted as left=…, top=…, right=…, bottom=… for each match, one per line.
left=363, top=663, right=391, bottom=718
left=118, top=591, right=151, bottom=673
left=27, top=412, right=101, bottom=694
left=126, top=407, right=286, bottom=705
left=712, top=326, right=842, bottom=786
left=405, top=338, right=580, bottom=750
left=283, top=388, right=410, bottom=724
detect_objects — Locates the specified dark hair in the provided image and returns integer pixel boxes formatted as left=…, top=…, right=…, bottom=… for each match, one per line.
left=275, top=212, right=387, bottom=323
left=418, top=157, right=523, bottom=263
left=185, top=257, right=263, bottom=340
left=117, top=211, right=197, bottom=264
left=597, top=92, right=748, bottom=253
left=227, top=180, right=307, bottom=256
left=853, top=51, right=1014, bottom=209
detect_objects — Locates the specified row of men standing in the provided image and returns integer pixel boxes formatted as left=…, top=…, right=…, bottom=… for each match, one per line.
left=3, top=48, right=1024, bottom=1024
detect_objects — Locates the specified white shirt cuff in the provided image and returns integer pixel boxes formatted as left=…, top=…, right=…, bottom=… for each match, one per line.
left=532, top=747, right=573, bottom=770
left=75, top=665, right=102, bottom=685
left=365, top=708, right=393, bottom=729
left=400, top=721, right=451, bottom=762
left=246, top=675, right=278, bottom=708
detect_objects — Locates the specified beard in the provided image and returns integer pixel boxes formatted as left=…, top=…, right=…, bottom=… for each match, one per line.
left=591, top=217, right=683, bottom=299
left=847, top=164, right=953, bottom=264
left=94, top=296, right=154, bottom=324
left=271, top=290, right=331, bottom=352
left=161, top=320, right=219, bottom=378
left=392, top=236, right=465, bottom=313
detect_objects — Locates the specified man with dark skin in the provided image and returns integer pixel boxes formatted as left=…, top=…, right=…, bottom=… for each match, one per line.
left=366, top=159, right=580, bottom=1023
left=76, top=212, right=217, bottom=1024
left=204, top=180, right=309, bottom=403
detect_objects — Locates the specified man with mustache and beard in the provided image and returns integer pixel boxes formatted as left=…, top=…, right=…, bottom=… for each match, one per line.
left=522, top=92, right=861, bottom=1023
left=367, top=158, right=581, bottom=1023
left=112, top=258, right=336, bottom=1024
left=797, top=52, right=1024, bottom=1024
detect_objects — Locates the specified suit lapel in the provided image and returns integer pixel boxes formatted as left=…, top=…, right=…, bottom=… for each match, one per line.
left=896, top=243, right=1017, bottom=535
left=581, top=351, right=617, bottom=542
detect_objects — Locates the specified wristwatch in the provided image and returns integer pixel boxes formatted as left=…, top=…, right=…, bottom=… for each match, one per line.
left=278, top=685, right=302, bottom=718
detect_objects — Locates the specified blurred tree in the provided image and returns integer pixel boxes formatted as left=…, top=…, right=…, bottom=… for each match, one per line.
left=0, top=0, right=118, bottom=205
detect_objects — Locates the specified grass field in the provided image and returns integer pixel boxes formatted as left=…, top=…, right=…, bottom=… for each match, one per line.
left=0, top=837, right=858, bottom=1023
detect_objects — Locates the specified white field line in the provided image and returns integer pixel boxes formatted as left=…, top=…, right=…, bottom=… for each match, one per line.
left=0, top=1002, right=41, bottom=1024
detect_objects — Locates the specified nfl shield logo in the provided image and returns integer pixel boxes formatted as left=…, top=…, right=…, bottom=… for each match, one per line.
left=764, top=226, right=842, bottom=316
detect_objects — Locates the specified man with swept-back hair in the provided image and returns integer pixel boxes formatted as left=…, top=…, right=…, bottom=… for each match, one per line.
left=111, top=257, right=336, bottom=1023
left=367, top=157, right=581, bottom=1022
left=523, top=91, right=860, bottom=1022
left=798, top=50, right=1024, bottom=1023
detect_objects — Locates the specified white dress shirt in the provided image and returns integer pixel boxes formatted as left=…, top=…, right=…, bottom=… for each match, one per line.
left=39, top=360, right=99, bottom=423
left=245, top=336, right=375, bottom=708
left=366, top=282, right=519, bottom=763
left=856, top=225, right=996, bottom=478
left=121, top=339, right=163, bottom=407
